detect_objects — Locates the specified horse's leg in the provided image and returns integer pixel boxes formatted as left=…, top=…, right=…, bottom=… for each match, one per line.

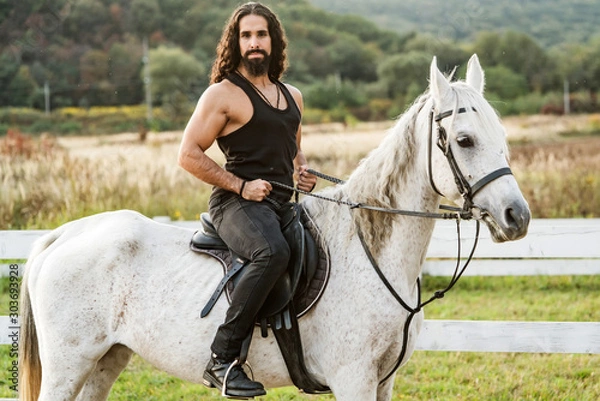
left=326, top=361, right=379, bottom=400
left=36, top=350, right=96, bottom=401
left=34, top=305, right=115, bottom=400
left=76, top=344, right=133, bottom=401
left=376, top=376, right=396, bottom=401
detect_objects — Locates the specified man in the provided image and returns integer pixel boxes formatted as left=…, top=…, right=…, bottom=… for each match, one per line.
left=178, top=2, right=317, bottom=398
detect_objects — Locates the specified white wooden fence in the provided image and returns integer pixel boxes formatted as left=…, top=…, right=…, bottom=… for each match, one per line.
left=2, top=218, right=599, bottom=355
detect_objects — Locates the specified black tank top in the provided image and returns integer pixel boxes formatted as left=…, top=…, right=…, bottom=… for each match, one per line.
left=215, top=72, right=301, bottom=203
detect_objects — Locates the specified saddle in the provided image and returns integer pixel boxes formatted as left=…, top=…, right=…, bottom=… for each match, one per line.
left=189, top=203, right=331, bottom=394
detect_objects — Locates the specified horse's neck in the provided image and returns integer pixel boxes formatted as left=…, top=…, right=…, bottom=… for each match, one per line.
left=348, top=103, right=438, bottom=271
left=304, top=108, right=440, bottom=287
left=304, top=188, right=436, bottom=304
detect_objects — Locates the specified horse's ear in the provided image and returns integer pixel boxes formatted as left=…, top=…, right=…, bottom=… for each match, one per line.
left=466, top=54, right=485, bottom=94
left=430, top=56, right=451, bottom=101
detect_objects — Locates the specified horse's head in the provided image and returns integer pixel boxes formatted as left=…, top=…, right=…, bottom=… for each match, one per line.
left=427, top=54, right=530, bottom=242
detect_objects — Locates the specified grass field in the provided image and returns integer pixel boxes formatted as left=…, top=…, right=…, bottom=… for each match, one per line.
left=1, top=276, right=599, bottom=400
left=1, top=114, right=599, bottom=399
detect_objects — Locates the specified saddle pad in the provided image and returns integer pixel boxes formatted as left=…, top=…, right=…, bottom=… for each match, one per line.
left=293, top=210, right=330, bottom=317
left=195, top=210, right=330, bottom=319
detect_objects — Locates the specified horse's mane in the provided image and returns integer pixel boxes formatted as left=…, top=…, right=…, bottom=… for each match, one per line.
left=343, top=80, right=507, bottom=257
left=343, top=93, right=427, bottom=257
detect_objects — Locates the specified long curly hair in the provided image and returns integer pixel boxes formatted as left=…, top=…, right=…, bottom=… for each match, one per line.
left=210, top=2, right=288, bottom=84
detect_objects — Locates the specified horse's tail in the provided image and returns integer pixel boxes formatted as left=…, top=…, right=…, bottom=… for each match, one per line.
left=19, top=228, right=65, bottom=401
left=18, top=276, right=40, bottom=401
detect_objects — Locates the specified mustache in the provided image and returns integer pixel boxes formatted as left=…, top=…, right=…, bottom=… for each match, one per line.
left=243, top=49, right=268, bottom=58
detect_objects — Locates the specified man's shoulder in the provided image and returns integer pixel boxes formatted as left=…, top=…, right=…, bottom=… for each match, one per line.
left=282, top=82, right=303, bottom=108
left=202, top=79, right=243, bottom=102
left=206, top=79, right=239, bottom=94
left=282, top=82, right=301, bottom=95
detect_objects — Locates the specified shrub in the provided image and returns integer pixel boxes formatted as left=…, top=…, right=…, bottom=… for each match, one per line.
left=302, top=108, right=330, bottom=124
left=57, top=121, right=83, bottom=134
left=367, top=98, right=393, bottom=121
left=28, top=119, right=54, bottom=134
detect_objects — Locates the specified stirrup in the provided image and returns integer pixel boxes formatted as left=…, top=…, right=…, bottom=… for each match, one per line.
left=221, top=359, right=258, bottom=400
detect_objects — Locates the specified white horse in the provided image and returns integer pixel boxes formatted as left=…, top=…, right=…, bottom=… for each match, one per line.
left=19, top=55, right=530, bottom=401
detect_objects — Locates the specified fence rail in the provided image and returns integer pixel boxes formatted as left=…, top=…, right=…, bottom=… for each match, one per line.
left=2, top=218, right=599, bottom=354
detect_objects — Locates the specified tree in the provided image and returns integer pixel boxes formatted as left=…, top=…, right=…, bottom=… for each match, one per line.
left=79, top=49, right=116, bottom=105
left=550, top=43, right=591, bottom=91
left=471, top=31, right=504, bottom=68
left=551, top=38, right=600, bottom=106
left=0, top=51, right=20, bottom=106
left=472, top=31, right=555, bottom=92
left=131, top=0, right=161, bottom=38
left=5, top=65, right=37, bottom=107
left=484, top=65, right=528, bottom=100
left=377, top=50, right=430, bottom=99
left=403, top=34, right=469, bottom=75
left=499, top=31, right=554, bottom=92
left=305, top=75, right=367, bottom=110
left=108, top=37, right=144, bottom=104
left=63, top=0, right=111, bottom=47
left=327, top=33, right=378, bottom=82
left=588, top=38, right=600, bottom=93
left=148, top=46, right=205, bottom=118
left=0, top=0, right=49, bottom=52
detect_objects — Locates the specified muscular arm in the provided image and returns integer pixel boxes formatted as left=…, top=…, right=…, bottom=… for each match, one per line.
left=288, top=85, right=317, bottom=192
left=178, top=84, right=243, bottom=194
left=178, top=83, right=272, bottom=200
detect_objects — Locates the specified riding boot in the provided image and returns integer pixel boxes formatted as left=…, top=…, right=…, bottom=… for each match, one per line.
left=203, top=354, right=266, bottom=399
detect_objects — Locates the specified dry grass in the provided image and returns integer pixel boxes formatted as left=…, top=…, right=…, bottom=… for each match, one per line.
left=0, top=131, right=203, bottom=228
left=1, top=117, right=599, bottom=399
left=1, top=115, right=599, bottom=229
left=511, top=137, right=600, bottom=217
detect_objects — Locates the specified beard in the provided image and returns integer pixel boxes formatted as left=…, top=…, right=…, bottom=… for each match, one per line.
left=241, top=49, right=271, bottom=77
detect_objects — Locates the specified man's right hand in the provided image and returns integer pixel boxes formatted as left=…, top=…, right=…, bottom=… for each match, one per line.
left=241, top=179, right=272, bottom=202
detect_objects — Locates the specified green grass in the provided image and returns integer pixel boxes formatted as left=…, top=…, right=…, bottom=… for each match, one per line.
left=2, top=275, right=599, bottom=399
left=420, top=275, right=600, bottom=321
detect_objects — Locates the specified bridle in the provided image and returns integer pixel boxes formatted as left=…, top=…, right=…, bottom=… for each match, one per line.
left=277, top=104, right=513, bottom=220
left=428, top=105, right=513, bottom=214
left=270, top=103, right=515, bottom=385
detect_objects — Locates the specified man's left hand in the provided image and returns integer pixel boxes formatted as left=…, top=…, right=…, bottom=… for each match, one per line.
left=296, top=165, right=317, bottom=192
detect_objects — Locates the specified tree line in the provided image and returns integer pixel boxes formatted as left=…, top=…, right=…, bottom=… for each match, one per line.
left=1, top=0, right=599, bottom=124
left=309, top=0, right=600, bottom=49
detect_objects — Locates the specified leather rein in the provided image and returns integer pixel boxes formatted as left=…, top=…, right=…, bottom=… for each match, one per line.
left=271, top=105, right=513, bottom=385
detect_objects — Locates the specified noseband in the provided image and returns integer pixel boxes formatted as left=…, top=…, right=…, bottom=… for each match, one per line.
left=428, top=106, right=513, bottom=214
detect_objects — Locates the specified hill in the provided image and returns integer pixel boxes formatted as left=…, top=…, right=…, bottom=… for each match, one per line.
left=2, top=0, right=600, bottom=126
left=0, top=0, right=407, bottom=110
left=308, top=0, right=600, bottom=48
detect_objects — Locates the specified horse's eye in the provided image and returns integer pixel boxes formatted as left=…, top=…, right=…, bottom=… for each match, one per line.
left=457, top=135, right=474, bottom=148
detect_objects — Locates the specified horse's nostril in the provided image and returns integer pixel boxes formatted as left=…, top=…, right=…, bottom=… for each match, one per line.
left=504, top=203, right=531, bottom=239
left=505, top=207, right=517, bottom=228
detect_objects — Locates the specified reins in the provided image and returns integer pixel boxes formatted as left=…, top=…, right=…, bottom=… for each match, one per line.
left=269, top=104, right=511, bottom=386
left=272, top=171, right=472, bottom=220
left=274, top=173, right=481, bottom=384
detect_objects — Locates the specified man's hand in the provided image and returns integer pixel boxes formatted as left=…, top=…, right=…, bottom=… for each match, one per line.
left=296, top=165, right=317, bottom=192
left=241, top=179, right=273, bottom=202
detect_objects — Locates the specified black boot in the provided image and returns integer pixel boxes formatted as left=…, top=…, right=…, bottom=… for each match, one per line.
left=203, top=354, right=266, bottom=399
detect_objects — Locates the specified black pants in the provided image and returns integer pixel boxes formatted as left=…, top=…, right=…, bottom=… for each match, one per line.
left=208, top=190, right=290, bottom=360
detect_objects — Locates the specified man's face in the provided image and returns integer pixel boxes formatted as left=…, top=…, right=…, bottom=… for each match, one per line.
left=238, top=14, right=272, bottom=77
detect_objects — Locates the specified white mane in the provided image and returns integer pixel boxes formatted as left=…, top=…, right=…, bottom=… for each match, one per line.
left=311, top=79, right=508, bottom=257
